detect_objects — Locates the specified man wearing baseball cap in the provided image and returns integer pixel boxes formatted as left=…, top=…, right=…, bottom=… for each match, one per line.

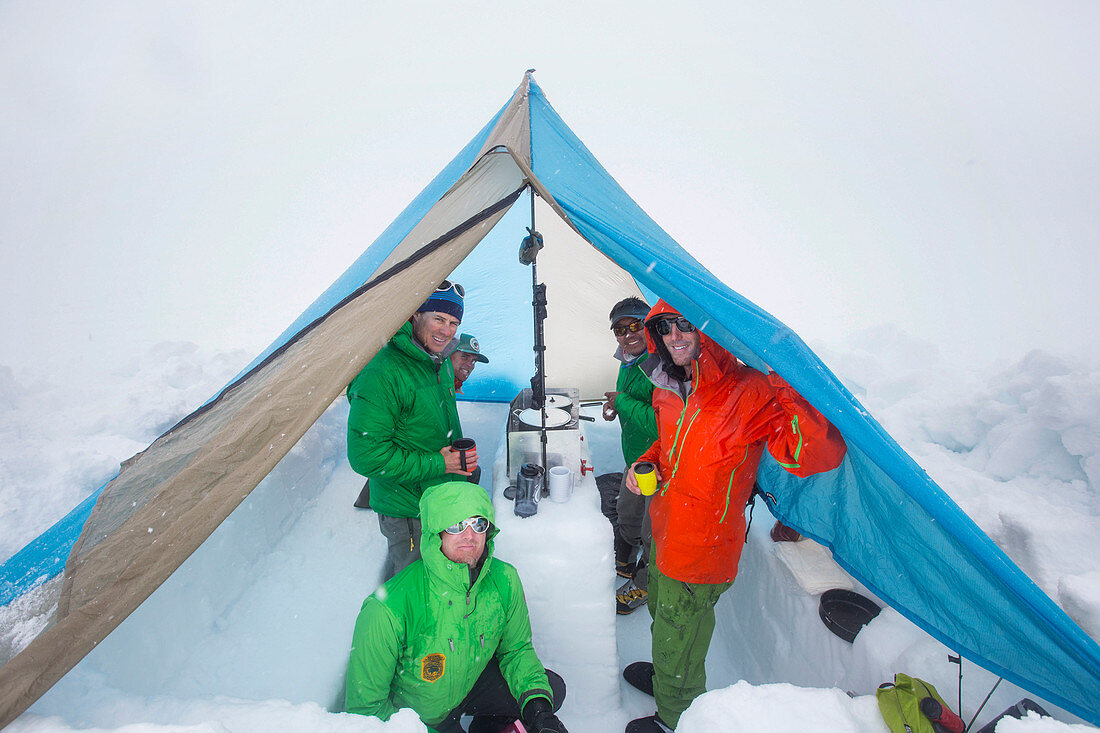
left=450, top=333, right=489, bottom=394
left=602, top=297, right=658, bottom=615
left=346, top=280, right=480, bottom=580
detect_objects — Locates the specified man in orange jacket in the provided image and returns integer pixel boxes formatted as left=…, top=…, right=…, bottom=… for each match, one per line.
left=621, top=300, right=847, bottom=733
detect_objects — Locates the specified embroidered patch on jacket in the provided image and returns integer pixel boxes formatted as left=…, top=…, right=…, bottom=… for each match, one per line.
left=421, top=653, right=446, bottom=682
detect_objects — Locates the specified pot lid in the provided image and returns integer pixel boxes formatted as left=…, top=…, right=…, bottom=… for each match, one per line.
left=517, top=407, right=571, bottom=428
left=545, top=394, right=571, bottom=408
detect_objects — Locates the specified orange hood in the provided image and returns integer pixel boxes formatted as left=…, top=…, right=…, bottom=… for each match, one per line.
left=643, top=299, right=729, bottom=384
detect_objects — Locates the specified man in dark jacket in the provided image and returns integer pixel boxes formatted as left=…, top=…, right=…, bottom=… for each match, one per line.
left=346, top=481, right=568, bottom=733
left=601, top=297, right=658, bottom=615
left=346, top=281, right=479, bottom=579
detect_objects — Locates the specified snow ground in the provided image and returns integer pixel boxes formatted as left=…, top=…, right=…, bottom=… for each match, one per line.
left=1, top=329, right=1098, bottom=732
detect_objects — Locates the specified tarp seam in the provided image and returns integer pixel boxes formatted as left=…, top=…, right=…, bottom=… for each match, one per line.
left=156, top=185, right=527, bottom=440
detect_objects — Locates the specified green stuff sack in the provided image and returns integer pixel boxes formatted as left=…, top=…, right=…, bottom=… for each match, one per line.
left=876, top=673, right=957, bottom=733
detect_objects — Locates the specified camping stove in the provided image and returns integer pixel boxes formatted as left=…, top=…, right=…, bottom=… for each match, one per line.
left=506, top=387, right=586, bottom=478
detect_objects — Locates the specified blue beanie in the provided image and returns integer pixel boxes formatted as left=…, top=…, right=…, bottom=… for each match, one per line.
left=417, top=281, right=464, bottom=321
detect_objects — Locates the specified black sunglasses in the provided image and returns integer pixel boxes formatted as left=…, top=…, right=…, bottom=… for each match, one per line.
left=653, top=317, right=696, bottom=336
left=611, top=320, right=644, bottom=337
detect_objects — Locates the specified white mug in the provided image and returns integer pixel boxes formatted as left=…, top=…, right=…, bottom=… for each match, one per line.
left=548, top=465, right=573, bottom=503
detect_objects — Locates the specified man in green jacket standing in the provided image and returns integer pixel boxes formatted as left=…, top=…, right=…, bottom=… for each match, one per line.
left=346, top=481, right=568, bottom=733
left=601, top=297, right=658, bottom=615
left=346, top=281, right=479, bottom=579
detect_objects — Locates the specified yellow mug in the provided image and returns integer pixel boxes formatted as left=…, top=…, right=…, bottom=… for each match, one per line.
left=634, top=462, right=658, bottom=496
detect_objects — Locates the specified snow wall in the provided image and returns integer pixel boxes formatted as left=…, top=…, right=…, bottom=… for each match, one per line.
left=21, top=400, right=1076, bottom=729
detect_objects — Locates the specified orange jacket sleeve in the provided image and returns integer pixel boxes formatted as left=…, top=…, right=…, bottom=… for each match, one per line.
left=758, top=373, right=846, bottom=477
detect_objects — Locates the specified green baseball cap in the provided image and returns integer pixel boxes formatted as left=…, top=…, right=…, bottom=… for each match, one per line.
left=455, top=333, right=489, bottom=363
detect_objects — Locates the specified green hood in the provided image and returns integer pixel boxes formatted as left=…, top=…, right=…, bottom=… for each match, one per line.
left=346, top=480, right=551, bottom=727
left=419, top=481, right=498, bottom=591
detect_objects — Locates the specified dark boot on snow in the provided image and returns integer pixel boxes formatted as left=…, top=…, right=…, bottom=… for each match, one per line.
left=625, top=713, right=673, bottom=732
left=623, top=661, right=654, bottom=696
left=467, top=714, right=516, bottom=733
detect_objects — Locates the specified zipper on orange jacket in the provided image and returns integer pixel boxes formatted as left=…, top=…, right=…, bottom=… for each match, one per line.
left=654, top=359, right=701, bottom=495
left=718, top=446, right=751, bottom=524
left=665, top=407, right=701, bottom=491
left=775, top=414, right=804, bottom=470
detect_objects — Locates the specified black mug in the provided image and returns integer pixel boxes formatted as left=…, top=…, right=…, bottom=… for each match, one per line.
left=451, top=438, right=476, bottom=471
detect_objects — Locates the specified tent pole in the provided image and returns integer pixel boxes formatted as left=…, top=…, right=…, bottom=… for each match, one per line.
left=517, top=185, right=548, bottom=474
left=528, top=189, right=549, bottom=473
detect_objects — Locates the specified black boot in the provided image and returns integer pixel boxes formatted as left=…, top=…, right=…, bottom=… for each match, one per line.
left=623, top=661, right=654, bottom=696
left=625, top=714, right=673, bottom=732
left=467, top=715, right=515, bottom=733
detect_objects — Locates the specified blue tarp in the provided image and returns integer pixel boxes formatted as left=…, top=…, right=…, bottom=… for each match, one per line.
left=0, top=486, right=102, bottom=607
left=523, top=81, right=1100, bottom=724
left=3, top=77, right=1097, bottom=724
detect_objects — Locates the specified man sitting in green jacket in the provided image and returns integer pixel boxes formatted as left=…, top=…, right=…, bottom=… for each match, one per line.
left=346, top=280, right=479, bottom=579
left=346, top=481, right=568, bottom=733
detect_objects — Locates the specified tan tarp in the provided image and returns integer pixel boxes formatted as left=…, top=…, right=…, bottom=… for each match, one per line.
left=0, top=73, right=645, bottom=726
left=0, top=147, right=525, bottom=728
left=532, top=196, right=646, bottom=396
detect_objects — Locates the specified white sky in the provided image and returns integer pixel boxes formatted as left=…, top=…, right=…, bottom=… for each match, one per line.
left=2, top=0, right=1098, bottom=378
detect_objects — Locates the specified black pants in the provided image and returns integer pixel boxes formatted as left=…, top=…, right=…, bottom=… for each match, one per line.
left=434, top=660, right=566, bottom=733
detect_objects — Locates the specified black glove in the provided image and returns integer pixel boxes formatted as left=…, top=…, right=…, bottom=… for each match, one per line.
left=522, top=696, right=568, bottom=733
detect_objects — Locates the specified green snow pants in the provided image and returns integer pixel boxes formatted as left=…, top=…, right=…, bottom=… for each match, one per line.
left=648, top=558, right=733, bottom=728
